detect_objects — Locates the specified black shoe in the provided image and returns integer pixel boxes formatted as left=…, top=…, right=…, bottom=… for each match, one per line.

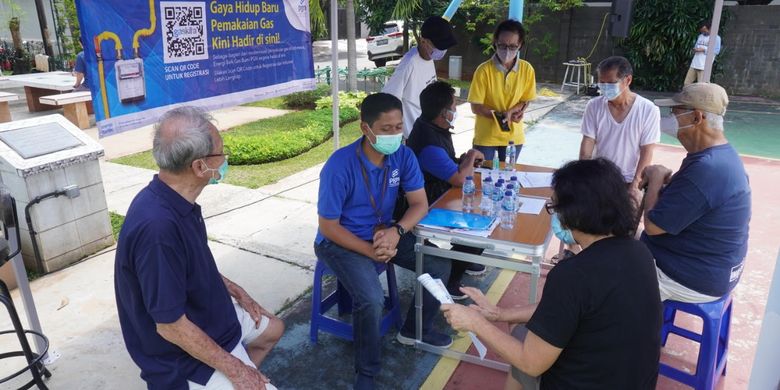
left=397, top=330, right=453, bottom=348
left=447, top=285, right=468, bottom=301
left=465, top=262, right=487, bottom=276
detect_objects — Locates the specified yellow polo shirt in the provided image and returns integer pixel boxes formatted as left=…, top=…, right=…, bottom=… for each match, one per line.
left=468, top=57, right=537, bottom=146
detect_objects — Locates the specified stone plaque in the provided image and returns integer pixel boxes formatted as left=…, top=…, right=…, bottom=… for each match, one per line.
left=0, top=122, right=84, bottom=159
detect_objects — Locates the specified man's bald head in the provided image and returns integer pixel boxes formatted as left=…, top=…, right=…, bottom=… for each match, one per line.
left=153, top=107, right=215, bottom=173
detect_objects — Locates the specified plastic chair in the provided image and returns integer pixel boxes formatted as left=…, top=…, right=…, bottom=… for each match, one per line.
left=309, top=260, right=402, bottom=343
left=659, top=294, right=733, bottom=390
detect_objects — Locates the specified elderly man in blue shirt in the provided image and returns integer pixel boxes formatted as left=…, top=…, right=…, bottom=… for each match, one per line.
left=315, top=93, right=451, bottom=389
left=115, top=106, right=283, bottom=390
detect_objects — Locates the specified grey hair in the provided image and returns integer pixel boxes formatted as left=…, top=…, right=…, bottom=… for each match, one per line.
left=704, top=111, right=724, bottom=131
left=597, top=56, right=633, bottom=79
left=152, top=106, right=215, bottom=172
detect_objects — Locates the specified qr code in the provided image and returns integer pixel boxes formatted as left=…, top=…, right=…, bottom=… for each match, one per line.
left=160, top=1, right=209, bottom=64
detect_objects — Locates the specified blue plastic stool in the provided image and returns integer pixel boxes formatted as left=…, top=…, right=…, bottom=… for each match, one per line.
left=309, top=260, right=402, bottom=343
left=659, top=294, right=733, bottom=390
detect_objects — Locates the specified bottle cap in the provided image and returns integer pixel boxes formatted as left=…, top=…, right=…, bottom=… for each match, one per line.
left=509, top=141, right=515, bottom=145
left=505, top=191, right=512, bottom=196
left=466, top=175, right=473, bottom=180
left=506, top=184, right=514, bottom=190
left=511, top=176, right=518, bottom=181
left=484, top=177, right=492, bottom=182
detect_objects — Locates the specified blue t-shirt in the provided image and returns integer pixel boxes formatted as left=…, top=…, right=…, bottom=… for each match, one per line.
left=641, top=144, right=751, bottom=297
left=418, top=145, right=458, bottom=182
left=115, top=176, right=240, bottom=389
left=74, top=51, right=87, bottom=85
left=316, top=137, right=424, bottom=243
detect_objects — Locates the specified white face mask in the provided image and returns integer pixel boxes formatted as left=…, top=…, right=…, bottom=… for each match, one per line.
left=598, top=81, right=624, bottom=101
left=430, top=48, right=447, bottom=61
left=496, top=48, right=518, bottom=64
left=659, top=111, right=694, bottom=138
left=445, top=109, right=458, bottom=128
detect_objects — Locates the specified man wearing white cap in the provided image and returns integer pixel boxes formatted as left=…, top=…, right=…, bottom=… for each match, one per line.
left=640, top=83, right=751, bottom=303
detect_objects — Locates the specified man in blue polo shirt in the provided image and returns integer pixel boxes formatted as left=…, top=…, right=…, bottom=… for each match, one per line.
left=115, top=107, right=283, bottom=389
left=315, top=93, right=452, bottom=389
left=641, top=83, right=751, bottom=303
left=404, top=81, right=486, bottom=299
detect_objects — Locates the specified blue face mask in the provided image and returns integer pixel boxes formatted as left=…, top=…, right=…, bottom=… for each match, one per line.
left=598, top=81, right=624, bottom=101
left=551, top=213, right=576, bottom=245
left=203, top=158, right=229, bottom=185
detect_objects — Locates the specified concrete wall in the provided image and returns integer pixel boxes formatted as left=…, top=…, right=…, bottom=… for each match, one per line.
left=438, top=4, right=780, bottom=97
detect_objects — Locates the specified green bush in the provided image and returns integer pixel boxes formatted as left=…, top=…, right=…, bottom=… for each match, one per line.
left=315, top=90, right=367, bottom=111
left=621, top=0, right=730, bottom=91
left=224, top=106, right=359, bottom=165
left=282, top=83, right=331, bottom=109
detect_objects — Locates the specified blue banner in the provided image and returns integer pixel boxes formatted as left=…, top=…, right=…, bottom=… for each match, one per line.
left=75, top=0, right=315, bottom=137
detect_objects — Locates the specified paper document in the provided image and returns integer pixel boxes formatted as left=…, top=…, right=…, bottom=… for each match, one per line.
left=418, top=274, right=488, bottom=359
left=517, top=172, right=553, bottom=188
left=515, top=196, right=547, bottom=215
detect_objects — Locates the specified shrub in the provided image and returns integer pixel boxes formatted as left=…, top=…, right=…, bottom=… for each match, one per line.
left=282, top=83, right=331, bottom=109
left=224, top=106, right=359, bottom=165
left=315, top=90, right=367, bottom=111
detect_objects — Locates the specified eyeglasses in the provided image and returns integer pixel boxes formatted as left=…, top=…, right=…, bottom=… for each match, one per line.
left=545, top=202, right=556, bottom=215
left=496, top=44, right=520, bottom=51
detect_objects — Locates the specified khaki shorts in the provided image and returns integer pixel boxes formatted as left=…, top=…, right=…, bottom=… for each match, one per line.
left=188, top=301, right=275, bottom=390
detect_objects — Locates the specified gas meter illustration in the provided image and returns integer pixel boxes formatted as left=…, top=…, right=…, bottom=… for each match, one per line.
left=115, top=58, right=146, bottom=103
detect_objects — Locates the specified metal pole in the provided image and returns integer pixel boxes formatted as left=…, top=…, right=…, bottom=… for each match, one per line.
left=509, top=0, right=524, bottom=22
left=331, top=0, right=340, bottom=150
left=702, top=0, right=724, bottom=83
left=9, top=227, right=49, bottom=360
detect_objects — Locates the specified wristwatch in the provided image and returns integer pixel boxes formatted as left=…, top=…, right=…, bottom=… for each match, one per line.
left=393, top=223, right=406, bottom=236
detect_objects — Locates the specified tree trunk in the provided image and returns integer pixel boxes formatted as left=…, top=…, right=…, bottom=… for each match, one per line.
left=403, top=17, right=409, bottom=52
left=10, top=17, right=22, bottom=54
left=346, top=0, right=357, bottom=91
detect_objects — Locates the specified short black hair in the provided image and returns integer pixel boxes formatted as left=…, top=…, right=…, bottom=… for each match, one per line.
left=420, top=81, right=455, bottom=122
left=552, top=158, right=636, bottom=237
left=597, top=56, right=633, bottom=79
left=493, top=19, right=526, bottom=45
left=699, top=20, right=712, bottom=30
left=360, top=93, right=402, bottom=126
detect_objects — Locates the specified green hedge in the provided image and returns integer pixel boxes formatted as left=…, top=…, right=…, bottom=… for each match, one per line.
left=282, top=83, right=331, bottom=109
left=224, top=107, right=359, bottom=165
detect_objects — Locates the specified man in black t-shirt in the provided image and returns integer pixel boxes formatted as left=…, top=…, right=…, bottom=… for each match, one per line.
left=442, top=158, right=662, bottom=389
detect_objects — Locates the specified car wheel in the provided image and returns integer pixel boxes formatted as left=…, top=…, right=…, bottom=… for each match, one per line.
left=374, top=59, right=387, bottom=68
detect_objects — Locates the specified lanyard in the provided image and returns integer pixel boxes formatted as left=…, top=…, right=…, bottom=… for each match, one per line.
left=356, top=142, right=389, bottom=226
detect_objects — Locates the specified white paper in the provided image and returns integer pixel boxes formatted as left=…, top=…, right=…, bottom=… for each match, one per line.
left=516, top=172, right=553, bottom=188
left=515, top=196, right=547, bottom=215
left=418, top=274, right=488, bottom=359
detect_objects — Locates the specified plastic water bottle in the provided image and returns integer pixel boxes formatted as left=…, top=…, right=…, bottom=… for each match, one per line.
left=480, top=176, right=493, bottom=214
left=509, top=176, right=521, bottom=209
left=504, top=141, right=516, bottom=172
left=492, top=182, right=504, bottom=217
left=462, top=176, right=476, bottom=213
left=506, top=183, right=517, bottom=214
left=492, top=150, right=500, bottom=173
left=500, top=191, right=516, bottom=229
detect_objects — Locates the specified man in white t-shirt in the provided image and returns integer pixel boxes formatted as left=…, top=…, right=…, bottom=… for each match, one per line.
left=684, top=21, right=722, bottom=86
left=580, top=56, right=660, bottom=194
left=383, top=16, right=456, bottom=139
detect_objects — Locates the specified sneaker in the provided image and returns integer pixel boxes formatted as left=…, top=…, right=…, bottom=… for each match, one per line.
left=465, top=263, right=487, bottom=276
left=447, top=285, right=468, bottom=301
left=397, top=330, right=453, bottom=348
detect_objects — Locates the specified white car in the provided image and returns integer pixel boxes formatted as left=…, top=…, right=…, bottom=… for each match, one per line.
left=366, top=21, right=414, bottom=68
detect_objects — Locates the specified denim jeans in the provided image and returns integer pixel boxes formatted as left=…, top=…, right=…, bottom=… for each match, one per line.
left=313, top=233, right=451, bottom=387
left=473, top=144, right=524, bottom=163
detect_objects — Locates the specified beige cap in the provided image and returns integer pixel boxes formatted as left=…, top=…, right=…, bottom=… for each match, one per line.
left=654, top=83, right=729, bottom=115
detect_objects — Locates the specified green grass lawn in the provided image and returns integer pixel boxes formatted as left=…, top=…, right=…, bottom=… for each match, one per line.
left=243, top=96, right=287, bottom=110
left=110, top=211, right=125, bottom=240
left=111, top=120, right=362, bottom=189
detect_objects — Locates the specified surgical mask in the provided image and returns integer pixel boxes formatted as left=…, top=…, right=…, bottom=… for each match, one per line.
left=203, top=159, right=229, bottom=185
left=497, top=48, right=518, bottom=64
left=368, top=129, right=403, bottom=155
left=445, top=109, right=458, bottom=128
left=551, top=213, right=576, bottom=245
left=431, top=48, right=447, bottom=61
left=598, top=81, right=624, bottom=101
left=659, top=111, right=694, bottom=138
